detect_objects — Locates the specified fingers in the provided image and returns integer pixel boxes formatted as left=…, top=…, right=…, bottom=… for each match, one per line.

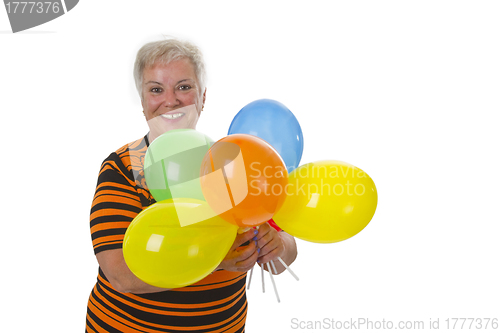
left=255, top=223, right=285, bottom=264
left=219, top=229, right=260, bottom=272
left=257, top=247, right=282, bottom=266
left=219, top=224, right=286, bottom=271
left=233, top=243, right=259, bottom=272
left=235, top=238, right=258, bottom=262
left=233, top=228, right=259, bottom=249
left=255, top=225, right=273, bottom=248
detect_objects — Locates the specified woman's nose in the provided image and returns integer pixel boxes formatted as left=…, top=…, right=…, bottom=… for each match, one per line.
left=163, top=89, right=179, bottom=107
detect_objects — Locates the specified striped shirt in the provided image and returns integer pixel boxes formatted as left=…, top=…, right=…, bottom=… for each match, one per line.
left=86, top=135, right=248, bottom=333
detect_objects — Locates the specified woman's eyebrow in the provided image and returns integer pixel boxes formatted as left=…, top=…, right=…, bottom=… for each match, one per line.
left=144, top=80, right=163, bottom=86
left=145, top=79, right=194, bottom=85
left=176, top=79, right=195, bottom=84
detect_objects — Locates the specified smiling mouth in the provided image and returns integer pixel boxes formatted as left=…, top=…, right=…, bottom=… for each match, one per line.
left=161, top=113, right=184, bottom=120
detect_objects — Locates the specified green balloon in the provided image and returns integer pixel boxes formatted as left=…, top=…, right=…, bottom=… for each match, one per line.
left=144, top=129, right=213, bottom=202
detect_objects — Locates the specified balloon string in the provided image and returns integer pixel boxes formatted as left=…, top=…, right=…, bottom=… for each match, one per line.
left=247, top=266, right=253, bottom=290
left=270, top=260, right=278, bottom=275
left=261, top=264, right=265, bottom=293
left=266, top=262, right=280, bottom=303
left=278, top=256, right=299, bottom=281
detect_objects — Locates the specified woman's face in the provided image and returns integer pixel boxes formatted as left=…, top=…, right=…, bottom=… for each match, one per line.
left=141, top=58, right=205, bottom=138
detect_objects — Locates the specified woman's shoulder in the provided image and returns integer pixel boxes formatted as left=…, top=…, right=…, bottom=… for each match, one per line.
left=115, top=135, right=148, bottom=156
left=97, top=134, right=152, bottom=205
left=101, top=135, right=148, bottom=170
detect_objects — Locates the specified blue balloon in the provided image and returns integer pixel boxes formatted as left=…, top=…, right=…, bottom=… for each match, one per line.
left=228, top=99, right=303, bottom=172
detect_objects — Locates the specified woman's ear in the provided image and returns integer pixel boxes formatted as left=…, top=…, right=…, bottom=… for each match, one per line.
left=202, top=88, right=207, bottom=110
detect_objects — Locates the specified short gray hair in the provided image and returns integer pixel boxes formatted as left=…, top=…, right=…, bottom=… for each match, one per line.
left=133, top=38, right=206, bottom=100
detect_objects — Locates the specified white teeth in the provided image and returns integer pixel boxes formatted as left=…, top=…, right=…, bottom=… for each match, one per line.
left=161, top=113, right=184, bottom=120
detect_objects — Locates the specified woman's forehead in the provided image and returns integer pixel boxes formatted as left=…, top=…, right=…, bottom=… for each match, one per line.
left=144, top=59, right=197, bottom=79
left=148, top=57, right=192, bottom=70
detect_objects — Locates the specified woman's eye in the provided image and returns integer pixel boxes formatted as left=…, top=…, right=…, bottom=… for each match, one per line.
left=178, top=85, right=192, bottom=91
left=151, top=87, right=162, bottom=93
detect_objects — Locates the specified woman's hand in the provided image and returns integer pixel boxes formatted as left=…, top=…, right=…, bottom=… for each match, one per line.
left=217, top=228, right=259, bottom=272
left=217, top=222, right=298, bottom=275
left=254, top=222, right=285, bottom=264
left=256, top=222, right=297, bottom=275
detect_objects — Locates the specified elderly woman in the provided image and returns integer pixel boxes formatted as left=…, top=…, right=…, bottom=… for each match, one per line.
left=86, top=38, right=297, bottom=332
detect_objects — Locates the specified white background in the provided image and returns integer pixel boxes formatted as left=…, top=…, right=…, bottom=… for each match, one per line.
left=1, top=1, right=499, bottom=332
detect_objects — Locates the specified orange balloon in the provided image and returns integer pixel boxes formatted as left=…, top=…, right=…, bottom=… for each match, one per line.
left=200, top=134, right=288, bottom=228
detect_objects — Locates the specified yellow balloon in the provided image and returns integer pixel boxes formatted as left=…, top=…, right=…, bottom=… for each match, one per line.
left=123, top=198, right=238, bottom=289
left=273, top=160, right=377, bottom=243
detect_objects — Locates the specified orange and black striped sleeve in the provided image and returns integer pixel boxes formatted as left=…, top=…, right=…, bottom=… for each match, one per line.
left=90, top=151, right=144, bottom=255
